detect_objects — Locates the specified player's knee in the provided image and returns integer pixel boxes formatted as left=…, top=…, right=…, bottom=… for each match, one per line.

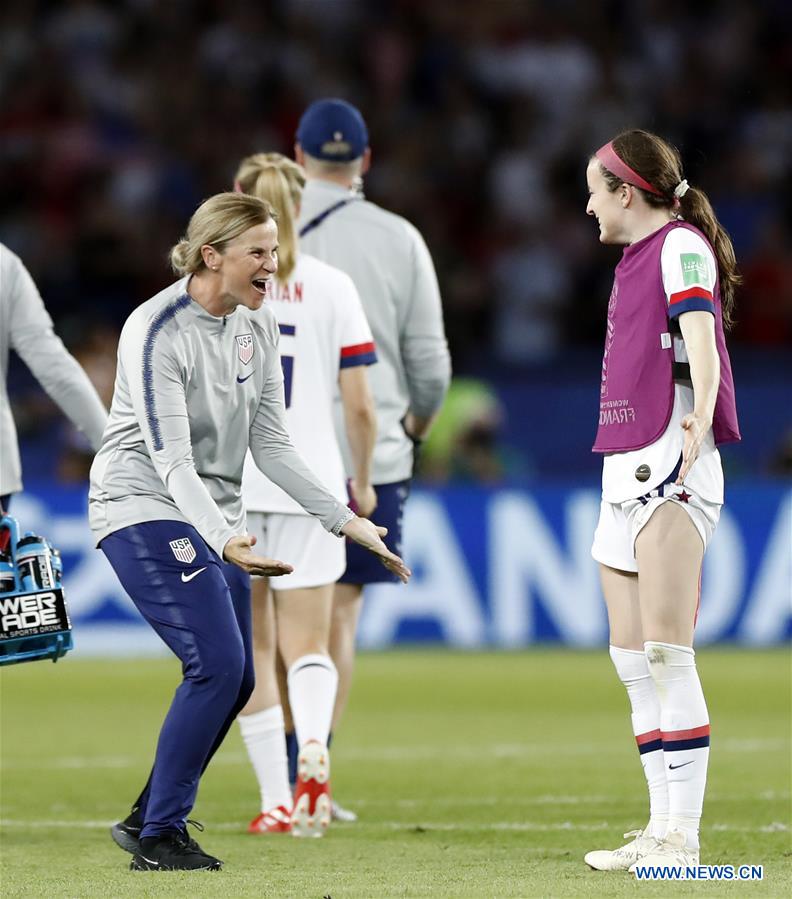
left=251, top=624, right=276, bottom=655
left=332, top=597, right=362, bottom=633
left=644, top=640, right=694, bottom=684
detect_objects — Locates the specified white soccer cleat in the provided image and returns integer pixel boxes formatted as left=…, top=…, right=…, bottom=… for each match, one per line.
left=331, top=799, right=358, bottom=823
left=291, top=740, right=331, bottom=838
left=584, top=829, right=661, bottom=871
left=629, top=828, right=699, bottom=874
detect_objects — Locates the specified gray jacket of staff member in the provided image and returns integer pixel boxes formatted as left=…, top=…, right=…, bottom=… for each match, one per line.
left=296, top=101, right=451, bottom=485
left=89, top=279, right=352, bottom=559
left=0, top=243, right=108, bottom=497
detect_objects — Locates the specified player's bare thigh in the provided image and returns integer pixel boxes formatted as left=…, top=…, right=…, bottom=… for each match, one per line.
left=274, top=583, right=334, bottom=666
left=600, top=563, right=642, bottom=650
left=634, top=501, right=703, bottom=648
left=241, top=576, right=278, bottom=713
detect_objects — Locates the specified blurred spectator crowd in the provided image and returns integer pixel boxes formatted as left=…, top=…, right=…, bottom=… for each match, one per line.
left=1, top=0, right=790, bottom=479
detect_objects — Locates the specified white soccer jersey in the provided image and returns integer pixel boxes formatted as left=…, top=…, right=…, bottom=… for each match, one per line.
left=242, top=253, right=376, bottom=514
left=0, top=243, right=108, bottom=495
left=602, top=227, right=723, bottom=503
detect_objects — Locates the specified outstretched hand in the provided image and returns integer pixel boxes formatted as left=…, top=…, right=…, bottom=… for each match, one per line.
left=341, top=517, right=411, bottom=584
left=223, top=534, right=294, bottom=577
left=676, top=413, right=711, bottom=484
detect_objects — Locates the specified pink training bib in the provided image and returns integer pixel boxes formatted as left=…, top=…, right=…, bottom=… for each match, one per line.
left=592, top=221, right=740, bottom=454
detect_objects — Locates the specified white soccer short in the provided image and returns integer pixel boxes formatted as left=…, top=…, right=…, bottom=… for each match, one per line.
left=246, top=512, right=345, bottom=590
left=591, top=481, right=721, bottom=574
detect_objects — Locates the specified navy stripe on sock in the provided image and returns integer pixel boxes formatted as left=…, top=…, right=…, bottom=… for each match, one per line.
left=638, top=738, right=663, bottom=755
left=664, top=735, right=710, bottom=752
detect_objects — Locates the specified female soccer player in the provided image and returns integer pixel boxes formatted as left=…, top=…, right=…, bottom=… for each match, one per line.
left=582, top=131, right=740, bottom=872
left=90, top=192, right=408, bottom=871
left=233, top=153, right=377, bottom=838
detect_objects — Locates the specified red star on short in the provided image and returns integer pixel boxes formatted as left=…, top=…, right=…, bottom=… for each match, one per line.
left=676, top=490, right=691, bottom=503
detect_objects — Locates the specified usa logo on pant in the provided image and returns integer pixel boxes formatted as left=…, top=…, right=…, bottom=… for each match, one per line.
left=169, top=538, right=196, bottom=564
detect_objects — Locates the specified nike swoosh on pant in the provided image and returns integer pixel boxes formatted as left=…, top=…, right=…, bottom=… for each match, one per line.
left=181, top=567, right=207, bottom=583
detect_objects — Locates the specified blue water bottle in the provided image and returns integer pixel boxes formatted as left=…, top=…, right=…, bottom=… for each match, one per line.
left=49, top=544, right=63, bottom=588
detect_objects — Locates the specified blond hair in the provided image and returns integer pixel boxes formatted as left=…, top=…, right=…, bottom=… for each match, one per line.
left=169, top=192, right=276, bottom=276
left=234, top=153, right=306, bottom=282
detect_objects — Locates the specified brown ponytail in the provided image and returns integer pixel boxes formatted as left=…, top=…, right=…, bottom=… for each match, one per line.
left=598, top=129, right=740, bottom=329
left=676, top=186, right=741, bottom=329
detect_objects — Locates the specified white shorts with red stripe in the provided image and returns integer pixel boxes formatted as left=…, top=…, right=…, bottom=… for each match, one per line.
left=591, top=480, right=721, bottom=574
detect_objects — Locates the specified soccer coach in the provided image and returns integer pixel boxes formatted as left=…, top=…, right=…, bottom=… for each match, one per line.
left=294, top=98, right=451, bottom=797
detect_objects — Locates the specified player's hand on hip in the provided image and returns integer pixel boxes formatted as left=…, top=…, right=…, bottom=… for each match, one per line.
left=340, top=517, right=411, bottom=584
left=350, top=480, right=377, bottom=518
left=223, top=534, right=294, bottom=577
left=676, top=413, right=711, bottom=484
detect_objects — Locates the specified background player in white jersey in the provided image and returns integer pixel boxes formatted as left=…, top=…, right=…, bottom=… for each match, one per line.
left=0, top=243, right=108, bottom=512
left=233, top=153, right=377, bottom=837
left=95, top=192, right=409, bottom=871
left=292, top=100, right=452, bottom=817
left=583, top=131, right=741, bottom=874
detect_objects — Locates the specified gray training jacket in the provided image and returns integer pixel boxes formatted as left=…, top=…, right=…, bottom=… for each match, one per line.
left=298, top=180, right=451, bottom=485
left=89, top=278, right=351, bottom=558
left=0, top=243, right=108, bottom=496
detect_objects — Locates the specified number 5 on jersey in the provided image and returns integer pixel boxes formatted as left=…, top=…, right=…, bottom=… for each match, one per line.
left=279, top=323, right=296, bottom=408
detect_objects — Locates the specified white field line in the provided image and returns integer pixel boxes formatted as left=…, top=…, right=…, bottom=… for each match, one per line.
left=2, top=737, right=788, bottom=770
left=1, top=793, right=788, bottom=821
left=0, top=819, right=788, bottom=834
left=342, top=791, right=792, bottom=808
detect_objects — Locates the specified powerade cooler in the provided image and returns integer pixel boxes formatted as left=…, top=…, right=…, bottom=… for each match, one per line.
left=0, top=514, right=73, bottom=665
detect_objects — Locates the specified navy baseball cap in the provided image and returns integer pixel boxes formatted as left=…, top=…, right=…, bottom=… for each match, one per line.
left=296, top=99, right=369, bottom=162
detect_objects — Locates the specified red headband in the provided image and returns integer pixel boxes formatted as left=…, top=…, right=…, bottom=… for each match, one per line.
left=595, top=141, right=664, bottom=197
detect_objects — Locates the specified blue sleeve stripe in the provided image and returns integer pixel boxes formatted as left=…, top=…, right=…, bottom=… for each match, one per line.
left=339, top=351, right=377, bottom=369
left=278, top=323, right=296, bottom=336
left=668, top=298, right=715, bottom=318
left=142, top=295, right=191, bottom=451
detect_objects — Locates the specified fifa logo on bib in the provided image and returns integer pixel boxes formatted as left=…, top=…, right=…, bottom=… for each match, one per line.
left=169, top=538, right=196, bottom=564
left=236, top=334, right=254, bottom=365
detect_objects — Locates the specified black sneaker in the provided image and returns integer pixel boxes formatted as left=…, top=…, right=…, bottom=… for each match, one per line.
left=110, top=807, right=143, bottom=854
left=111, top=808, right=206, bottom=856
left=130, top=832, right=223, bottom=871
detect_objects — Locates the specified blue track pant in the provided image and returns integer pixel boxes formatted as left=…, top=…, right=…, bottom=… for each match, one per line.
left=101, top=520, right=253, bottom=839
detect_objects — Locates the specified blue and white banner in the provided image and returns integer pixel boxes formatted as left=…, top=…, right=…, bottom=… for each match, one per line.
left=6, top=482, right=791, bottom=655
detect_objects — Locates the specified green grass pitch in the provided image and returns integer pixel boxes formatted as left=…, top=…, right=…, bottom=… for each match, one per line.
left=1, top=649, right=790, bottom=897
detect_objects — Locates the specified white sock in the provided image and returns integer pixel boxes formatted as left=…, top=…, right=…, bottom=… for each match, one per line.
left=609, top=645, right=669, bottom=840
left=237, top=705, right=293, bottom=812
left=645, top=641, right=710, bottom=850
left=287, top=653, right=338, bottom=748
